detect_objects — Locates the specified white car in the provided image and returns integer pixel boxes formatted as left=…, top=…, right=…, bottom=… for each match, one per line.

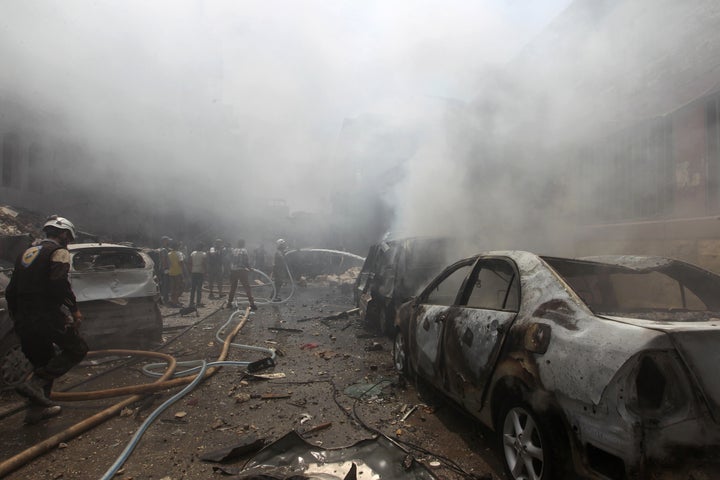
left=393, top=251, right=720, bottom=479
left=68, top=243, right=162, bottom=349
left=0, top=243, right=163, bottom=389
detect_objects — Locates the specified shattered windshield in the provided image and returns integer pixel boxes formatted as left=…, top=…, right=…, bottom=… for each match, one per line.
left=543, top=257, right=720, bottom=320
left=72, top=248, right=147, bottom=272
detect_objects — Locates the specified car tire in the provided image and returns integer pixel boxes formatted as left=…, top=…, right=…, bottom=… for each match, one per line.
left=0, top=332, right=32, bottom=390
left=392, top=328, right=408, bottom=375
left=499, top=401, right=556, bottom=480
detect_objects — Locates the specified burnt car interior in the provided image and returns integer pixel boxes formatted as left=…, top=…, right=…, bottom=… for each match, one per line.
left=543, top=257, right=720, bottom=318
left=422, top=257, right=520, bottom=313
left=464, top=260, right=519, bottom=311
left=423, top=260, right=474, bottom=306
left=72, top=248, right=146, bottom=271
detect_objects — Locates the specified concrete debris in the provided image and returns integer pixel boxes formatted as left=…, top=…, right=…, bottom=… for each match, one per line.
left=234, top=393, right=252, bottom=404
left=238, top=430, right=437, bottom=479
left=0, top=205, right=43, bottom=238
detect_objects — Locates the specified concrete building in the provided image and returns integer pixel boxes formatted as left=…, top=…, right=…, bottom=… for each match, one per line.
left=464, top=0, right=720, bottom=270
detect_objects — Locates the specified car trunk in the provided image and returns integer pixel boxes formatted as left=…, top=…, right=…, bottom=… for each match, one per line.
left=603, top=315, right=720, bottom=423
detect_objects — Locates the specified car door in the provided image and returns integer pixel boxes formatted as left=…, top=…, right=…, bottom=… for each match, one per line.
left=440, top=257, right=520, bottom=412
left=412, top=259, right=475, bottom=385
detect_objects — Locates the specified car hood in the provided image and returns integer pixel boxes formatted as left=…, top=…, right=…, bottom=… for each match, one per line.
left=70, top=269, right=157, bottom=302
left=603, top=315, right=720, bottom=421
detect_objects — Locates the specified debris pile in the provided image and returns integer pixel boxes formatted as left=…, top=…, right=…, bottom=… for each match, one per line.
left=312, top=266, right=360, bottom=291
left=0, top=205, right=43, bottom=237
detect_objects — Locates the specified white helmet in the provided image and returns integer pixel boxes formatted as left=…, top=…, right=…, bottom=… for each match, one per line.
left=276, top=238, right=287, bottom=250
left=43, top=215, right=77, bottom=240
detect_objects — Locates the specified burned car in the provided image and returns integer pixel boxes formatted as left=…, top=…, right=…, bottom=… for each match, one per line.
left=68, top=243, right=163, bottom=349
left=355, top=236, right=460, bottom=336
left=393, top=251, right=720, bottom=479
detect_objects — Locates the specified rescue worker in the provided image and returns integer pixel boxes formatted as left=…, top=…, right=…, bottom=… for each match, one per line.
left=5, top=215, right=88, bottom=424
left=226, top=239, right=257, bottom=310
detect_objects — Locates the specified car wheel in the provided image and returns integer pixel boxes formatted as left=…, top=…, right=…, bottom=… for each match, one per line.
left=392, top=328, right=408, bottom=374
left=500, top=402, right=555, bottom=480
left=0, top=333, right=32, bottom=390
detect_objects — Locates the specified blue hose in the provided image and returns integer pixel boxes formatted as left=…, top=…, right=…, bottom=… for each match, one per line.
left=102, top=309, right=275, bottom=479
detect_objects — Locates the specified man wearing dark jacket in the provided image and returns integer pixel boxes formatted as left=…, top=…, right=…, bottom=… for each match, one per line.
left=5, top=215, right=88, bottom=424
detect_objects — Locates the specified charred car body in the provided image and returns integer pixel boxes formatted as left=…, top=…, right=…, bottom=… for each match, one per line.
left=1, top=242, right=162, bottom=389
left=393, top=251, right=720, bottom=479
left=355, top=236, right=461, bottom=336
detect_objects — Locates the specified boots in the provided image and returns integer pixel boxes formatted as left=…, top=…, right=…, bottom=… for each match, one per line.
left=15, top=374, right=54, bottom=407
left=24, top=405, right=62, bottom=425
left=17, top=374, right=62, bottom=424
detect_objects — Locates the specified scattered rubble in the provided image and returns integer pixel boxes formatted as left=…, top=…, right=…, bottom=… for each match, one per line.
left=0, top=205, right=43, bottom=238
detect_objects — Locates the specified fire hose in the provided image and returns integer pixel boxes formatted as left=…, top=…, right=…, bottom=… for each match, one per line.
left=0, top=306, right=257, bottom=478
left=1, top=248, right=364, bottom=477
left=228, top=248, right=365, bottom=308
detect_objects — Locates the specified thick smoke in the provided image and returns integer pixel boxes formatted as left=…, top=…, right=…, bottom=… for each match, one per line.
left=391, top=0, right=720, bottom=258
left=0, top=0, right=573, bottom=249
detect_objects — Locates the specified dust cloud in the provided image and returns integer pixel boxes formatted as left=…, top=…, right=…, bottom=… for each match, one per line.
left=0, top=0, right=574, bottom=249
left=391, top=0, right=720, bottom=257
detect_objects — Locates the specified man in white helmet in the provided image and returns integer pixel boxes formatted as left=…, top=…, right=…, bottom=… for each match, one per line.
left=5, top=215, right=88, bottom=424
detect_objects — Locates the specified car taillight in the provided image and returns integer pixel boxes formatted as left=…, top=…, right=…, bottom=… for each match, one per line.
left=626, top=351, right=690, bottom=419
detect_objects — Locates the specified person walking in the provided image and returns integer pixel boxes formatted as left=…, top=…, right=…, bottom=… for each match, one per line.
left=158, top=236, right=171, bottom=305
left=271, top=238, right=289, bottom=301
left=189, top=242, right=207, bottom=307
left=167, top=241, right=185, bottom=307
left=226, top=239, right=257, bottom=310
left=5, top=215, right=89, bottom=424
left=207, top=238, right=225, bottom=299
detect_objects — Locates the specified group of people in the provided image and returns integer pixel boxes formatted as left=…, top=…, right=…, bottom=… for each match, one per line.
left=3, top=213, right=294, bottom=425
left=155, top=237, right=290, bottom=310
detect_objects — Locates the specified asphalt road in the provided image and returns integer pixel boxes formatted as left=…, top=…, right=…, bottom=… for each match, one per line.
left=0, top=284, right=505, bottom=480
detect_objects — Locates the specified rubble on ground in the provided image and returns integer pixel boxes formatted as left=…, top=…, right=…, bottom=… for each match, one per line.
left=311, top=266, right=360, bottom=290
left=0, top=205, right=43, bottom=238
